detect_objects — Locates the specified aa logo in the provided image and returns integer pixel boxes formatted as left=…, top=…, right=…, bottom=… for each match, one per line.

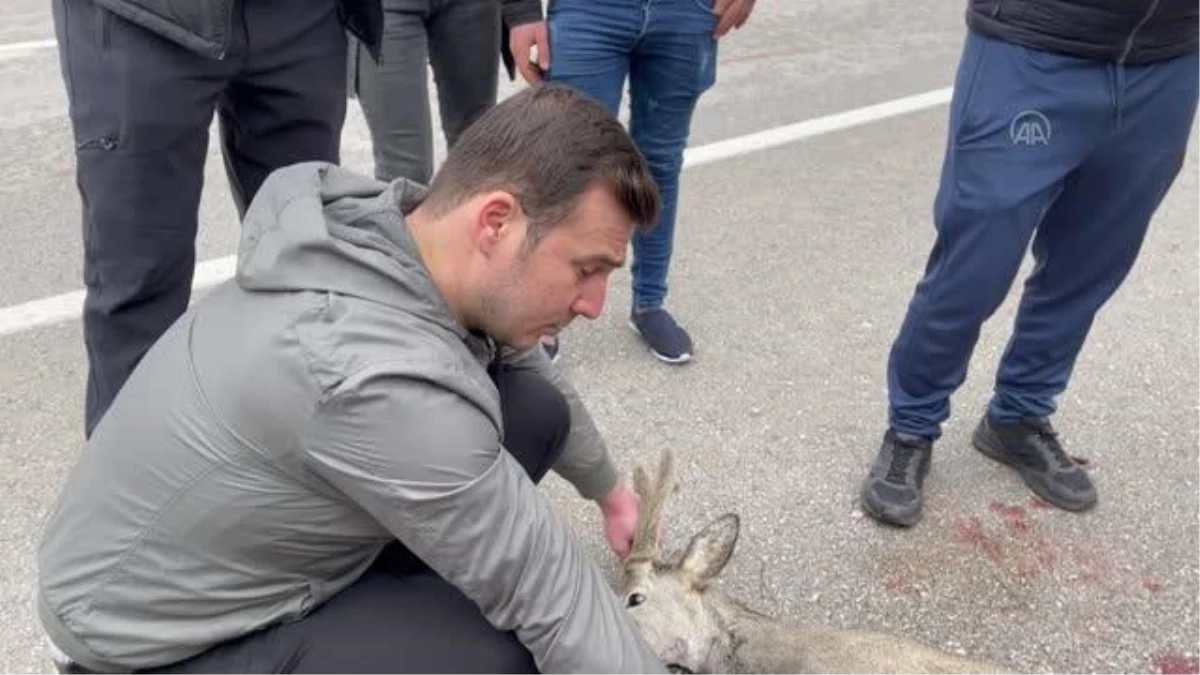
left=1009, top=110, right=1051, bottom=146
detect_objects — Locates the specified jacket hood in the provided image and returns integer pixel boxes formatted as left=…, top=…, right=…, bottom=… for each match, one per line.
left=234, top=161, right=465, bottom=338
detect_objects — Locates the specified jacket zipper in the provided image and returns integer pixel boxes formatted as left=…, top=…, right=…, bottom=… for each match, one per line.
left=1118, top=0, right=1160, bottom=64
left=78, top=135, right=118, bottom=151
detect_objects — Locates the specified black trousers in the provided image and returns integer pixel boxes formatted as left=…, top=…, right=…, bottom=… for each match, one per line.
left=51, top=0, right=348, bottom=437
left=154, top=365, right=569, bottom=673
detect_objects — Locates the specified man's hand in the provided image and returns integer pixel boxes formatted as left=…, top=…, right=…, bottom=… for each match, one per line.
left=712, top=0, right=755, bottom=38
left=598, top=484, right=640, bottom=560
left=509, top=21, right=551, bottom=84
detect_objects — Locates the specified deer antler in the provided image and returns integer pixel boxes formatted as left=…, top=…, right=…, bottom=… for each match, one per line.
left=627, top=449, right=676, bottom=566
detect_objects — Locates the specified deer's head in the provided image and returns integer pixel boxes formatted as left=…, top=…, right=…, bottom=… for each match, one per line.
left=621, top=450, right=742, bottom=674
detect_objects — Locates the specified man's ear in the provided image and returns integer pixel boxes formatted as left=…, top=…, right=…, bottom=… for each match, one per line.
left=473, top=191, right=521, bottom=257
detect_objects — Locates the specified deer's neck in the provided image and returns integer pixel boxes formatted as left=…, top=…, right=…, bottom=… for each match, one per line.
left=700, top=590, right=777, bottom=667
left=711, top=594, right=815, bottom=674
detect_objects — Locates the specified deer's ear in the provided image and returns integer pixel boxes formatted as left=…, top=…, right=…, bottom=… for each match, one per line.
left=678, top=513, right=739, bottom=589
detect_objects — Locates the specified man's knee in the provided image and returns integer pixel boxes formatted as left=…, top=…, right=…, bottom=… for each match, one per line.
left=288, top=572, right=539, bottom=674
left=412, top=597, right=536, bottom=675
left=493, top=367, right=570, bottom=482
left=463, top=627, right=538, bottom=674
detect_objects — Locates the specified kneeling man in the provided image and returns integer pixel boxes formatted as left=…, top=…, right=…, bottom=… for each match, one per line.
left=38, top=85, right=666, bottom=674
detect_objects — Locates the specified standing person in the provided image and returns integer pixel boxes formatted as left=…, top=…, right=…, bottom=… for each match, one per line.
left=52, top=0, right=383, bottom=436
left=350, top=0, right=543, bottom=184
left=860, top=0, right=1198, bottom=527
left=507, top=0, right=756, bottom=364
left=38, top=85, right=666, bottom=674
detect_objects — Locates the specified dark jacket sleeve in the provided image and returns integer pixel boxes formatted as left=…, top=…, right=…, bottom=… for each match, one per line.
left=499, top=0, right=546, bottom=80
left=965, top=0, right=1197, bottom=64
left=502, top=0, right=544, bottom=26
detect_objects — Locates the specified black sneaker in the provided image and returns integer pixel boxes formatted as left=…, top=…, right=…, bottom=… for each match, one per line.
left=972, top=415, right=1097, bottom=511
left=861, top=429, right=933, bottom=527
left=629, top=307, right=693, bottom=364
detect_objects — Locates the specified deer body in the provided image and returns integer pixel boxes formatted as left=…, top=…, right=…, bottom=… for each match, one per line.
left=621, top=451, right=1010, bottom=674
left=715, top=598, right=1004, bottom=673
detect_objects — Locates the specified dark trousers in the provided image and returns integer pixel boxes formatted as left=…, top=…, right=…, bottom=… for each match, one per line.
left=51, top=0, right=348, bottom=437
left=350, top=0, right=501, bottom=183
left=153, top=365, right=568, bottom=673
left=887, top=31, right=1199, bottom=439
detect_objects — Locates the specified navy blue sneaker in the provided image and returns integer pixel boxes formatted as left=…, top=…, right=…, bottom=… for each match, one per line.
left=629, top=308, right=693, bottom=364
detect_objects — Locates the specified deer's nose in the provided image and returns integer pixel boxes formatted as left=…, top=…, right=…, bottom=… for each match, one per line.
left=666, top=639, right=694, bottom=674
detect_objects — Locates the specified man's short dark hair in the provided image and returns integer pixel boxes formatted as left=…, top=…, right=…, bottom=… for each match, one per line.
left=422, top=84, right=661, bottom=245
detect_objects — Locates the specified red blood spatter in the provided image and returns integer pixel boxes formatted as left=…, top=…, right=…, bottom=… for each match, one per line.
left=998, top=502, right=1056, bottom=578
left=1152, top=653, right=1199, bottom=674
left=1069, top=545, right=1106, bottom=587
left=959, top=501, right=1153, bottom=591
left=953, top=517, right=1004, bottom=562
left=989, top=501, right=1031, bottom=532
left=883, top=575, right=917, bottom=595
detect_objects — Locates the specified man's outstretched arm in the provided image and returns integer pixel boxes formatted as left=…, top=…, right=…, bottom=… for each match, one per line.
left=304, top=369, right=665, bottom=673
left=501, top=345, right=620, bottom=499
left=500, top=345, right=643, bottom=560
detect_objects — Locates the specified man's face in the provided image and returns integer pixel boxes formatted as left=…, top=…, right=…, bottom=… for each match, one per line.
left=477, top=186, right=634, bottom=350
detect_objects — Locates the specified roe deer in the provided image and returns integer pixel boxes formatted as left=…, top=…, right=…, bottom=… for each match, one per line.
left=620, top=450, right=1011, bottom=674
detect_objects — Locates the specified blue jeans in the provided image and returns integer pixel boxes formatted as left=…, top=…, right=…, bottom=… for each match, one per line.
left=546, top=0, right=717, bottom=311
left=887, top=31, right=1199, bottom=439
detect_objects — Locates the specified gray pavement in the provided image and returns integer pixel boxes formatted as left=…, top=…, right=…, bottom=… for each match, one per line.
left=1, top=1, right=1197, bottom=673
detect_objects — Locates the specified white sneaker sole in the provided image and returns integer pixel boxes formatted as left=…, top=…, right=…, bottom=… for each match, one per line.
left=627, top=318, right=693, bottom=364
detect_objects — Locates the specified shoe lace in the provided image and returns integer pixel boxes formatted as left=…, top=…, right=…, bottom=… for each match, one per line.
left=1027, top=421, right=1073, bottom=470
left=886, top=441, right=919, bottom=483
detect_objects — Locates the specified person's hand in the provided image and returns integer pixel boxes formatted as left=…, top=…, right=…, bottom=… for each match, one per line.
left=509, top=21, right=551, bottom=84
left=712, top=0, right=755, bottom=38
left=598, top=483, right=640, bottom=560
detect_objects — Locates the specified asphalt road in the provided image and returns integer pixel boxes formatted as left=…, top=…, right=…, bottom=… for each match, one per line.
left=1, top=1, right=1197, bottom=673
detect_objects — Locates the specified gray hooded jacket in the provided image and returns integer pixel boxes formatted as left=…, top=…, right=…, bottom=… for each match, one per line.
left=37, top=162, right=665, bottom=673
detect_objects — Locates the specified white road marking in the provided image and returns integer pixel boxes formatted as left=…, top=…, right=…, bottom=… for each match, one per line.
left=0, top=38, right=56, bottom=55
left=0, top=258, right=237, bottom=338
left=683, top=88, right=952, bottom=168
left=0, top=87, right=953, bottom=338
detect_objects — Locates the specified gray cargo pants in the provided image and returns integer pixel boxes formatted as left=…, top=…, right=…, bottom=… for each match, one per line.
left=349, top=0, right=501, bottom=183
left=51, top=0, right=348, bottom=436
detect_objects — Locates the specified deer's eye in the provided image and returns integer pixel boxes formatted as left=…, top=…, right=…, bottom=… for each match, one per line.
left=626, top=593, right=645, bottom=607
